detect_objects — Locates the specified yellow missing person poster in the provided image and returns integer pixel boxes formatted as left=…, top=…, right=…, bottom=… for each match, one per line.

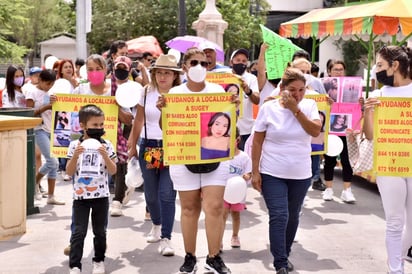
left=374, top=97, right=412, bottom=176
left=50, top=94, right=119, bottom=158
left=304, top=94, right=331, bottom=155
left=206, top=72, right=243, bottom=117
left=162, top=93, right=237, bottom=165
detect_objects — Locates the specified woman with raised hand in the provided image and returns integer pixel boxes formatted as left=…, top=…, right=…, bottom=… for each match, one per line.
left=251, top=68, right=321, bottom=274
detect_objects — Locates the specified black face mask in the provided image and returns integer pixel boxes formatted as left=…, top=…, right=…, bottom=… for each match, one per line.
left=86, top=128, right=105, bottom=141
left=114, top=69, right=129, bottom=81
left=232, top=63, right=247, bottom=75
left=376, top=69, right=394, bottom=87
left=251, top=70, right=258, bottom=77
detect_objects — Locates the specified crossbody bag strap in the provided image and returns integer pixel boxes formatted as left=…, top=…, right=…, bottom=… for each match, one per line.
left=143, top=86, right=149, bottom=145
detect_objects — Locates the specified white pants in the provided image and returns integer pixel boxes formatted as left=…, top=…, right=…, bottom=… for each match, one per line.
left=377, top=176, right=412, bottom=274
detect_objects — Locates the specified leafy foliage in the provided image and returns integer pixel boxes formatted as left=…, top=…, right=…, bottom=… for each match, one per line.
left=0, top=0, right=29, bottom=62
left=88, top=0, right=268, bottom=59
left=2, top=0, right=269, bottom=63
left=341, top=40, right=368, bottom=76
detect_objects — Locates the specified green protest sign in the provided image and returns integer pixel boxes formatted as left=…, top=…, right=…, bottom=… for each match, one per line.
left=260, top=24, right=303, bottom=80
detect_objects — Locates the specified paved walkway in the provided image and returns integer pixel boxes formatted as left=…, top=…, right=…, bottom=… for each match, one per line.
left=0, top=174, right=411, bottom=274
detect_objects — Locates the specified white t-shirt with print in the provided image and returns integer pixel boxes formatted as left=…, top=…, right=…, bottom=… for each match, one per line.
left=236, top=71, right=259, bottom=135
left=25, top=87, right=52, bottom=132
left=229, top=150, right=252, bottom=179
left=228, top=150, right=252, bottom=203
left=67, top=138, right=117, bottom=200
left=2, top=89, right=26, bottom=108
left=254, top=98, right=320, bottom=179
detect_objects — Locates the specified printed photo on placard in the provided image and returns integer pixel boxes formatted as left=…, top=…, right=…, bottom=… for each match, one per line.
left=323, top=77, right=339, bottom=102
left=341, top=77, right=362, bottom=103
left=200, top=112, right=231, bottom=160
left=312, top=110, right=327, bottom=152
left=330, top=113, right=352, bottom=133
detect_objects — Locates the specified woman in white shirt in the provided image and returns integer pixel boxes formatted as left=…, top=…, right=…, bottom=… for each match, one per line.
left=157, top=48, right=234, bottom=274
left=2, top=65, right=26, bottom=108
left=251, top=68, right=321, bottom=274
left=364, top=45, right=412, bottom=274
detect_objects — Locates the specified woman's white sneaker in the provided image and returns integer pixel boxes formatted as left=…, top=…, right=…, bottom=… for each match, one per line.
left=341, top=188, right=356, bottom=203
left=146, top=224, right=161, bottom=243
left=158, top=238, right=175, bottom=256
left=322, top=188, right=334, bottom=201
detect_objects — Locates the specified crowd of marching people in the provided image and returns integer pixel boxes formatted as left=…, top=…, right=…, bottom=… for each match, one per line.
left=1, top=39, right=411, bottom=274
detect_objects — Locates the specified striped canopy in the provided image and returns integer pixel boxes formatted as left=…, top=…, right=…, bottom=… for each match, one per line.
left=280, top=0, right=412, bottom=38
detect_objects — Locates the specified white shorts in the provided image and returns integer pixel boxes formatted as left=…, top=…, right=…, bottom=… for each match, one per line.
left=170, top=161, right=230, bottom=191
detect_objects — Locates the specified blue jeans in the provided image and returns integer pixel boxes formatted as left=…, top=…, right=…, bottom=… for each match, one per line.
left=261, top=174, right=311, bottom=271
left=311, top=155, right=321, bottom=181
left=69, top=197, right=109, bottom=270
left=35, top=129, right=58, bottom=179
left=139, top=138, right=176, bottom=239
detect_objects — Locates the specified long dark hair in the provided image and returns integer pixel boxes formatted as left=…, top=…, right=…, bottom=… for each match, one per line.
left=207, top=112, right=231, bottom=137
left=5, top=65, right=25, bottom=102
left=378, top=45, right=412, bottom=79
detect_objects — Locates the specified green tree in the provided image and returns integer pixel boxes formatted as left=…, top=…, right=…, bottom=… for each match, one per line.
left=0, top=0, right=29, bottom=62
left=88, top=0, right=269, bottom=60
left=14, top=0, right=76, bottom=65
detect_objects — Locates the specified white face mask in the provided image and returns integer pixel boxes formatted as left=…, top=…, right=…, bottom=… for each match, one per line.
left=187, top=65, right=207, bottom=83
left=303, top=73, right=312, bottom=87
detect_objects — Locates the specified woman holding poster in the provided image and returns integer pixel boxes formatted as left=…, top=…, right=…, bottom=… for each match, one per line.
left=158, top=48, right=233, bottom=274
left=322, top=60, right=357, bottom=204
left=363, top=45, right=412, bottom=274
left=128, top=54, right=182, bottom=257
left=251, top=68, right=321, bottom=274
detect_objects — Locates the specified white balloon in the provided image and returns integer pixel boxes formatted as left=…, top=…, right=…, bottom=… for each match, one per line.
left=45, top=56, right=59, bottom=70
left=326, top=134, right=344, bottom=157
left=224, top=176, right=247, bottom=204
left=50, top=79, right=72, bottom=94
left=115, top=81, right=140, bottom=108
left=79, top=65, right=87, bottom=80
left=168, top=48, right=181, bottom=64
left=81, top=138, right=102, bottom=150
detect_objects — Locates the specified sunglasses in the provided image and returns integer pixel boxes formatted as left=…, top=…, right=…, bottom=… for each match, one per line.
left=189, top=60, right=209, bottom=68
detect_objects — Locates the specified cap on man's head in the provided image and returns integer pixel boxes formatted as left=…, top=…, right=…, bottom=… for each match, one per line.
left=230, top=48, right=249, bottom=60
left=29, top=66, right=42, bottom=76
left=199, top=41, right=216, bottom=52
left=114, top=56, right=132, bottom=70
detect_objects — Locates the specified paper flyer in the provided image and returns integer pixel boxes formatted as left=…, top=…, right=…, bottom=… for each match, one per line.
left=321, top=76, right=363, bottom=136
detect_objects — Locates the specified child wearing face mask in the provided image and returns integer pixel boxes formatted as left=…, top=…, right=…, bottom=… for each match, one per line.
left=26, top=69, right=66, bottom=205
left=65, top=104, right=117, bottom=274
left=2, top=65, right=26, bottom=108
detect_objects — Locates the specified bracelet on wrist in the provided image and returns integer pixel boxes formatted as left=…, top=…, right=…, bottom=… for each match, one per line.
left=246, top=89, right=252, bottom=96
left=294, top=109, right=301, bottom=117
